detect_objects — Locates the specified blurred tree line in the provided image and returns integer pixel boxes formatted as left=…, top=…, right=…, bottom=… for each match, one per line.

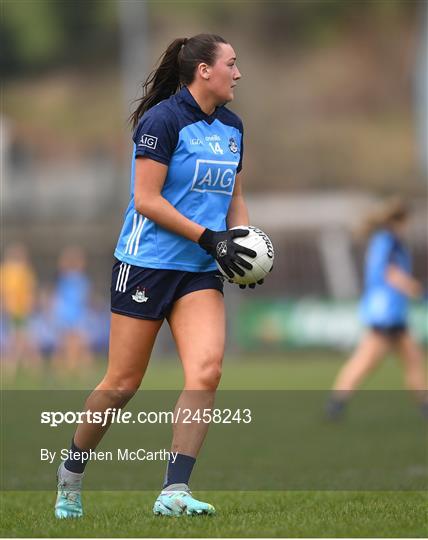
left=1, top=0, right=417, bottom=79
left=1, top=0, right=119, bottom=78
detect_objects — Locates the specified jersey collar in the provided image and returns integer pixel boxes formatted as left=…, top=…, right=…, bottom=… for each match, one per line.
left=177, top=86, right=220, bottom=123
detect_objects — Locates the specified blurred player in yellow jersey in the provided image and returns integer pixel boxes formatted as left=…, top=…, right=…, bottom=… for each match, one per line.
left=0, top=243, right=40, bottom=376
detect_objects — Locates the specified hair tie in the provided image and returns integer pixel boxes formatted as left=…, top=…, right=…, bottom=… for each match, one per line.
left=182, top=38, right=188, bottom=48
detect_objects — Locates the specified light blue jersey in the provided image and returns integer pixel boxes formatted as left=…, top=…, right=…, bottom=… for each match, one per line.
left=114, top=87, right=243, bottom=272
left=360, top=229, right=411, bottom=327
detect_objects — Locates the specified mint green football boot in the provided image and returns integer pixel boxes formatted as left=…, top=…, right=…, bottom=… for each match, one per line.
left=153, top=484, right=215, bottom=516
left=54, top=464, right=83, bottom=519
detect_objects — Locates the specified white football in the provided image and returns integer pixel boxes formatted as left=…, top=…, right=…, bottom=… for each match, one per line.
left=216, top=225, right=275, bottom=285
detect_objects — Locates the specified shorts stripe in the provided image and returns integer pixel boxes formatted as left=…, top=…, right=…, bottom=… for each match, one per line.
left=115, top=263, right=125, bottom=292
left=121, top=263, right=131, bottom=292
left=115, top=262, right=131, bottom=292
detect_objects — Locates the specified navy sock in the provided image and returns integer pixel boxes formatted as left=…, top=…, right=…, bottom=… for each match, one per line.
left=63, top=439, right=89, bottom=474
left=163, top=453, right=196, bottom=488
left=326, top=395, right=347, bottom=420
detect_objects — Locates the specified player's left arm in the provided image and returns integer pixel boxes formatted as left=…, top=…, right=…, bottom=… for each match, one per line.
left=226, top=173, right=249, bottom=228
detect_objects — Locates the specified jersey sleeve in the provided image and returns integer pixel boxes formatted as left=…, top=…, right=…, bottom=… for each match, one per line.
left=132, top=106, right=179, bottom=166
left=237, top=121, right=244, bottom=173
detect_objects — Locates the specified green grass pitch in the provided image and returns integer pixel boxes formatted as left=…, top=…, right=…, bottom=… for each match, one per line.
left=2, top=491, right=427, bottom=538
left=1, top=352, right=427, bottom=538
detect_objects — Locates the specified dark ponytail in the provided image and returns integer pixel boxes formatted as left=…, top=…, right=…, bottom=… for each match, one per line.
left=130, top=33, right=227, bottom=129
left=358, top=196, right=409, bottom=239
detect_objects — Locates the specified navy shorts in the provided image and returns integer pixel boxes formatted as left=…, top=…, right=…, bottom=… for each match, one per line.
left=111, top=259, right=224, bottom=321
left=370, top=324, right=407, bottom=339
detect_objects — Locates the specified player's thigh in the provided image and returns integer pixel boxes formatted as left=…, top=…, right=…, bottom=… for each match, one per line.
left=101, top=312, right=163, bottom=389
left=356, top=329, right=391, bottom=360
left=395, top=331, right=425, bottom=365
left=167, top=289, right=225, bottom=379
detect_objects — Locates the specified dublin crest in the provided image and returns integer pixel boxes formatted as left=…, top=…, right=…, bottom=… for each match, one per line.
left=228, top=137, right=238, bottom=153
left=132, top=287, right=149, bottom=303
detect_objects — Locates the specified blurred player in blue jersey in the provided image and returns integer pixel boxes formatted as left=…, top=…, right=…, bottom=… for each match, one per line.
left=52, top=247, right=93, bottom=374
left=55, top=34, right=260, bottom=519
left=327, top=198, right=427, bottom=420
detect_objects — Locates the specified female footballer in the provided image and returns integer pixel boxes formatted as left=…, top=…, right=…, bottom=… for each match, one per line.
left=55, top=34, right=259, bottom=518
left=327, top=198, right=427, bottom=419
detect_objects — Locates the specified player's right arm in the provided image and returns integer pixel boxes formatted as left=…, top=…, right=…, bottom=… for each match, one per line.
left=386, top=265, right=422, bottom=299
left=134, top=158, right=254, bottom=277
left=368, top=231, right=422, bottom=299
left=134, top=157, right=205, bottom=243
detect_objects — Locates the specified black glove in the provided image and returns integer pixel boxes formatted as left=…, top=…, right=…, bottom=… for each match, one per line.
left=238, top=279, right=264, bottom=289
left=198, top=228, right=256, bottom=279
left=236, top=263, right=272, bottom=289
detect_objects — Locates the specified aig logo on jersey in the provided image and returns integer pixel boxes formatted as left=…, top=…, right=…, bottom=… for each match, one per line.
left=191, top=159, right=238, bottom=196
left=139, top=134, right=158, bottom=150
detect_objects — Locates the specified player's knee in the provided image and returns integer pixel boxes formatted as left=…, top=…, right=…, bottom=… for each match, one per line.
left=98, top=375, right=142, bottom=405
left=194, top=359, right=222, bottom=390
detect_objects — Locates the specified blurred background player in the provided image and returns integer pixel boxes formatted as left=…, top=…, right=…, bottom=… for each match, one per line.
left=327, top=197, right=427, bottom=419
left=51, top=246, right=94, bottom=374
left=0, top=243, right=40, bottom=377
left=28, top=286, right=60, bottom=362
